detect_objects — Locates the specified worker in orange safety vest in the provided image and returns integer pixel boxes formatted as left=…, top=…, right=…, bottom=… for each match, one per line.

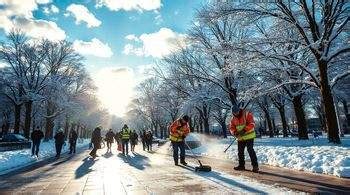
left=229, top=104, right=259, bottom=173
left=169, top=115, right=190, bottom=166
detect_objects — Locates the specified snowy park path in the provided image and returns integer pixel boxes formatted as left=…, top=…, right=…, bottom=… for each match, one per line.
left=0, top=144, right=348, bottom=194
left=0, top=145, right=298, bottom=194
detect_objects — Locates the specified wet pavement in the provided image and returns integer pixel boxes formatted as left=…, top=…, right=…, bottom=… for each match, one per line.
left=0, top=145, right=296, bottom=194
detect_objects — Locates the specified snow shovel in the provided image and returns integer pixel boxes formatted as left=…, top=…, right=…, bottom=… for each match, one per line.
left=224, top=137, right=236, bottom=153
left=184, top=141, right=212, bottom=172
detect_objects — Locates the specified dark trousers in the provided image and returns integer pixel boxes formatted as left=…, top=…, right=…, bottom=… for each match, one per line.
left=142, top=140, right=146, bottom=151
left=55, top=143, right=63, bottom=157
left=107, top=141, right=112, bottom=151
left=69, top=141, right=76, bottom=154
left=90, top=143, right=99, bottom=156
left=122, top=139, right=129, bottom=155
left=32, top=141, right=40, bottom=156
left=146, top=141, right=152, bottom=151
left=172, top=141, right=185, bottom=163
left=237, top=139, right=258, bottom=167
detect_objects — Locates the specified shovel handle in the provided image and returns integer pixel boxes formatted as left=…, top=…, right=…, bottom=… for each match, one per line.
left=224, top=137, right=236, bottom=153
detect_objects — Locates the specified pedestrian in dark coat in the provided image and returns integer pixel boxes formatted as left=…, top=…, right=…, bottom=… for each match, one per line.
left=105, top=129, right=115, bottom=153
left=145, top=130, right=153, bottom=152
left=90, top=127, right=102, bottom=158
left=130, top=130, right=138, bottom=152
left=141, top=130, right=147, bottom=151
left=31, top=126, right=44, bottom=157
left=54, top=130, right=65, bottom=158
left=69, top=130, right=78, bottom=154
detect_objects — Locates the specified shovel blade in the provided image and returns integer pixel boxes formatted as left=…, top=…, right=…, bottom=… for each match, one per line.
left=195, top=165, right=212, bottom=172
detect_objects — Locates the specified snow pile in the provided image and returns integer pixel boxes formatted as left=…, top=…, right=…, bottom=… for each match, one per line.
left=181, top=134, right=350, bottom=178
left=237, top=136, right=350, bottom=178
left=0, top=139, right=90, bottom=173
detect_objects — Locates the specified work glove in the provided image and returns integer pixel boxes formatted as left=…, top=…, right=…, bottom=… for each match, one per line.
left=238, top=130, right=245, bottom=136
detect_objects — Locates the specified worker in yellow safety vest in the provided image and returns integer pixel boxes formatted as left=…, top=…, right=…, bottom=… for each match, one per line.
left=229, top=104, right=259, bottom=173
left=120, top=124, right=131, bottom=155
left=169, top=115, right=190, bottom=166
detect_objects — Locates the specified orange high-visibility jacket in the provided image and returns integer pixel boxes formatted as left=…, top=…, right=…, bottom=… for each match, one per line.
left=169, top=119, right=190, bottom=142
left=229, top=110, right=256, bottom=141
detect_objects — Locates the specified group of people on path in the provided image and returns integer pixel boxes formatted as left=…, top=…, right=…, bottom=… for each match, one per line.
left=30, top=127, right=79, bottom=158
left=89, top=124, right=154, bottom=158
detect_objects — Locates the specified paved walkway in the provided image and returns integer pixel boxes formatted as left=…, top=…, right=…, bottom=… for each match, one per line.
left=0, top=145, right=297, bottom=194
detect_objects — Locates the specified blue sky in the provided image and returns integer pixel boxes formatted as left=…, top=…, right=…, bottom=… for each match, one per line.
left=0, top=0, right=205, bottom=116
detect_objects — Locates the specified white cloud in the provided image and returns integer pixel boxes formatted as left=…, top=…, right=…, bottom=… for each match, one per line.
left=73, top=38, right=113, bottom=58
left=123, top=28, right=187, bottom=58
left=36, top=0, right=52, bottom=4
left=96, top=0, right=161, bottom=11
left=154, top=14, right=163, bottom=25
left=0, top=0, right=66, bottom=41
left=66, top=4, right=101, bottom=28
left=125, top=34, right=139, bottom=41
left=43, top=5, right=59, bottom=15
left=13, top=18, right=66, bottom=41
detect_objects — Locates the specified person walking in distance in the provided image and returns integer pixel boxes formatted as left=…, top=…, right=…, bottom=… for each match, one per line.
left=120, top=124, right=131, bottom=155
left=54, top=129, right=65, bottom=158
left=130, top=130, right=138, bottom=152
left=69, top=129, right=78, bottom=154
left=169, top=115, right=190, bottom=166
left=141, top=130, right=147, bottom=151
left=90, top=127, right=102, bottom=158
left=230, top=104, right=259, bottom=173
left=105, top=129, right=115, bottom=153
left=145, top=130, right=153, bottom=152
left=31, top=126, right=44, bottom=157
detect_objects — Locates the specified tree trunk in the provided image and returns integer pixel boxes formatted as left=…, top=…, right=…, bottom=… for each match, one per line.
left=265, top=112, right=274, bottom=138
left=277, top=107, right=288, bottom=137
left=24, top=101, right=33, bottom=138
left=220, top=121, right=227, bottom=138
left=292, top=95, right=308, bottom=140
left=341, top=99, right=350, bottom=127
left=318, top=60, right=340, bottom=143
left=14, top=104, right=21, bottom=134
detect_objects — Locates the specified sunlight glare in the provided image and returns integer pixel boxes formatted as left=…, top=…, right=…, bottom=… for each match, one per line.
left=94, top=67, right=135, bottom=117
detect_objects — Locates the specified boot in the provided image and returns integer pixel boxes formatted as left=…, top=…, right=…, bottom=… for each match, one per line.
left=180, top=161, right=187, bottom=166
left=234, top=165, right=245, bottom=171
left=174, top=161, right=179, bottom=166
left=252, top=166, right=259, bottom=173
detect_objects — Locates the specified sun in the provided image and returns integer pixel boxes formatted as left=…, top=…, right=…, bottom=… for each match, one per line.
left=94, top=67, right=135, bottom=116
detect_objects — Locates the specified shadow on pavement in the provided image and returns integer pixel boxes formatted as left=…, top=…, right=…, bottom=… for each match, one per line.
left=52, top=155, right=74, bottom=166
left=178, top=165, right=267, bottom=194
left=102, top=152, right=113, bottom=158
left=117, top=152, right=151, bottom=170
left=75, top=157, right=97, bottom=179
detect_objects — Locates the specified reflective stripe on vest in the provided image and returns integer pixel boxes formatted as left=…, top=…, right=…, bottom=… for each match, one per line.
left=236, top=112, right=256, bottom=141
left=121, top=129, right=130, bottom=139
left=170, top=125, right=185, bottom=142
left=170, top=134, right=183, bottom=142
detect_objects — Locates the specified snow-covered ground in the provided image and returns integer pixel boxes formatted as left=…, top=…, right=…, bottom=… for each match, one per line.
left=180, top=133, right=350, bottom=178
left=0, top=139, right=90, bottom=174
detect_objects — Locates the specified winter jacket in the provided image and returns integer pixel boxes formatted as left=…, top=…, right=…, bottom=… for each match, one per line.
left=229, top=109, right=256, bottom=141
left=169, top=119, right=190, bottom=142
left=130, top=132, right=138, bottom=144
left=69, top=130, right=78, bottom=143
left=105, top=131, right=115, bottom=143
left=91, top=128, right=102, bottom=144
left=31, top=130, right=44, bottom=142
left=54, top=132, right=65, bottom=144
